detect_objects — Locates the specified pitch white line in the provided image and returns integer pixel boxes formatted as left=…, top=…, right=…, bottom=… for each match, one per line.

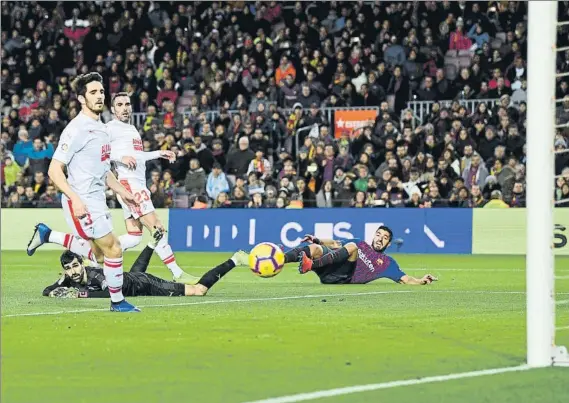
left=1, top=290, right=550, bottom=319
left=1, top=291, right=413, bottom=318
left=243, top=365, right=531, bottom=403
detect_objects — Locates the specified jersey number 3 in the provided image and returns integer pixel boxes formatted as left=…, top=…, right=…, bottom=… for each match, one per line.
left=83, top=213, right=93, bottom=226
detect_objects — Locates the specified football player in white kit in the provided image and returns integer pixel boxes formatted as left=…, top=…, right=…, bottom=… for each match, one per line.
left=106, top=92, right=199, bottom=284
left=29, top=72, right=140, bottom=312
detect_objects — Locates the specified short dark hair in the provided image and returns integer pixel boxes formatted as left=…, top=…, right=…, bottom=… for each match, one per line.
left=72, top=72, right=103, bottom=97
left=111, top=92, right=129, bottom=106
left=377, top=225, right=393, bottom=243
left=60, top=250, right=82, bottom=268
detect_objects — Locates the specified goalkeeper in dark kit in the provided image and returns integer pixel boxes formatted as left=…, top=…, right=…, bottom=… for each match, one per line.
left=43, top=231, right=248, bottom=299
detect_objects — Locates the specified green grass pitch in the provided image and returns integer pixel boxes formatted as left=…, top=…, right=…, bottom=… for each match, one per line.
left=1, top=251, right=568, bottom=403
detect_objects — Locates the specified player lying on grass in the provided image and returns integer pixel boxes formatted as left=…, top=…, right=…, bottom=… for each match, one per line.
left=43, top=234, right=249, bottom=298
left=282, top=225, right=437, bottom=285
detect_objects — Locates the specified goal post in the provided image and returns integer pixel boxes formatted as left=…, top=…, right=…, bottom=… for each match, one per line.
left=527, top=0, right=569, bottom=368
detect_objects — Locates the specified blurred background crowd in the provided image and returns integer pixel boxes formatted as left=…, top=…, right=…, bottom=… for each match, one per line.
left=2, top=1, right=569, bottom=209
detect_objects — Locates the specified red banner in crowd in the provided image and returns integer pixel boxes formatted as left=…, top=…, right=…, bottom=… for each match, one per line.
left=333, top=110, right=378, bottom=139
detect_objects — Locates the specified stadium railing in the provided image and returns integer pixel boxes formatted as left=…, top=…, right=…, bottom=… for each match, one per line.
left=131, top=106, right=380, bottom=130
left=405, top=98, right=501, bottom=125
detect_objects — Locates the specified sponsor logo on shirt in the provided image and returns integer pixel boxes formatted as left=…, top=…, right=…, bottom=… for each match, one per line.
left=101, top=144, right=111, bottom=161
left=357, top=248, right=375, bottom=272
left=133, top=138, right=143, bottom=151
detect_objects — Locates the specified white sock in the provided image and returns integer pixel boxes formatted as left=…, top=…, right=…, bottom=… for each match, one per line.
left=49, top=231, right=99, bottom=266
left=103, top=256, right=125, bottom=303
left=47, top=230, right=66, bottom=246
left=154, top=236, right=183, bottom=277
left=119, top=232, right=142, bottom=251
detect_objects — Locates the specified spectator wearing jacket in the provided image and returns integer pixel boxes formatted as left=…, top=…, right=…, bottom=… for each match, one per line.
left=462, top=153, right=489, bottom=190
left=12, top=129, right=32, bottom=166
left=184, top=158, right=206, bottom=197
left=206, top=162, right=230, bottom=200
left=26, top=138, right=54, bottom=175
left=467, top=23, right=490, bottom=48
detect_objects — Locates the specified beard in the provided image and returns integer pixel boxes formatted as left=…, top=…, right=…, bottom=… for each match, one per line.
left=118, top=113, right=130, bottom=122
left=373, top=244, right=387, bottom=253
left=86, top=100, right=104, bottom=114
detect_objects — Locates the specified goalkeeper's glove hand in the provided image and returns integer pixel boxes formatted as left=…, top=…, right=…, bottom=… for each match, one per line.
left=48, top=287, right=79, bottom=298
left=150, top=226, right=165, bottom=248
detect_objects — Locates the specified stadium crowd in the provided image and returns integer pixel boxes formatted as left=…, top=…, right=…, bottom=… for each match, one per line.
left=1, top=1, right=569, bottom=209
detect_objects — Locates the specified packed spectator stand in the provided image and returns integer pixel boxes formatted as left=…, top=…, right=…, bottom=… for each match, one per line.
left=2, top=1, right=569, bottom=210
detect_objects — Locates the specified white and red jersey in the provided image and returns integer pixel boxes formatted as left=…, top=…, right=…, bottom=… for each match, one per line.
left=107, top=119, right=161, bottom=184
left=53, top=112, right=111, bottom=198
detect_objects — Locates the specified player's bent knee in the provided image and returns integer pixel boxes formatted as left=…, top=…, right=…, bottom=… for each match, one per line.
left=309, top=244, right=324, bottom=259
left=95, top=233, right=123, bottom=258
left=125, top=218, right=143, bottom=233
left=89, top=241, right=104, bottom=263
left=344, top=242, right=358, bottom=253
left=343, top=243, right=359, bottom=260
left=107, top=244, right=122, bottom=259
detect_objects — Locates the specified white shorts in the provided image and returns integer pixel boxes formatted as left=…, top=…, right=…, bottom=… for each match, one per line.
left=61, top=194, right=113, bottom=240
left=117, top=179, right=155, bottom=220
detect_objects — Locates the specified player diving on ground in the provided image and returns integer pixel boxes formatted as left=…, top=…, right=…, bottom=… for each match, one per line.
left=44, top=231, right=249, bottom=298
left=283, top=225, right=437, bottom=285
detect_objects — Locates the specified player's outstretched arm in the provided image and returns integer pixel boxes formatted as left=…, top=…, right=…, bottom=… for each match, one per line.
left=399, top=274, right=438, bottom=285
left=142, top=150, right=176, bottom=163
left=129, top=244, right=155, bottom=273
left=48, top=160, right=87, bottom=216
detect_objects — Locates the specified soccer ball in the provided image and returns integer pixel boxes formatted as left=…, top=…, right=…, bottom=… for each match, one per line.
left=248, top=242, right=285, bottom=278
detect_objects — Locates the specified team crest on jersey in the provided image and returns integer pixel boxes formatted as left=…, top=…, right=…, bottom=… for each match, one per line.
left=376, top=257, right=384, bottom=266
left=133, top=138, right=143, bottom=151
left=101, top=144, right=111, bottom=161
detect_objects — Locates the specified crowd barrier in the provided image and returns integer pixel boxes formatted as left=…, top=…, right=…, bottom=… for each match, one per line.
left=2, top=209, right=568, bottom=255
left=168, top=208, right=473, bottom=253
left=131, top=106, right=380, bottom=131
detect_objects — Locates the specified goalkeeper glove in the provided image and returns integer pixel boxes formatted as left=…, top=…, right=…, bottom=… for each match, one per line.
left=48, top=287, right=79, bottom=298
left=150, top=226, right=165, bottom=248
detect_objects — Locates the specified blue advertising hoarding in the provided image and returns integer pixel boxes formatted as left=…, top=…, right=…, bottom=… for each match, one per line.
left=168, top=208, right=473, bottom=254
